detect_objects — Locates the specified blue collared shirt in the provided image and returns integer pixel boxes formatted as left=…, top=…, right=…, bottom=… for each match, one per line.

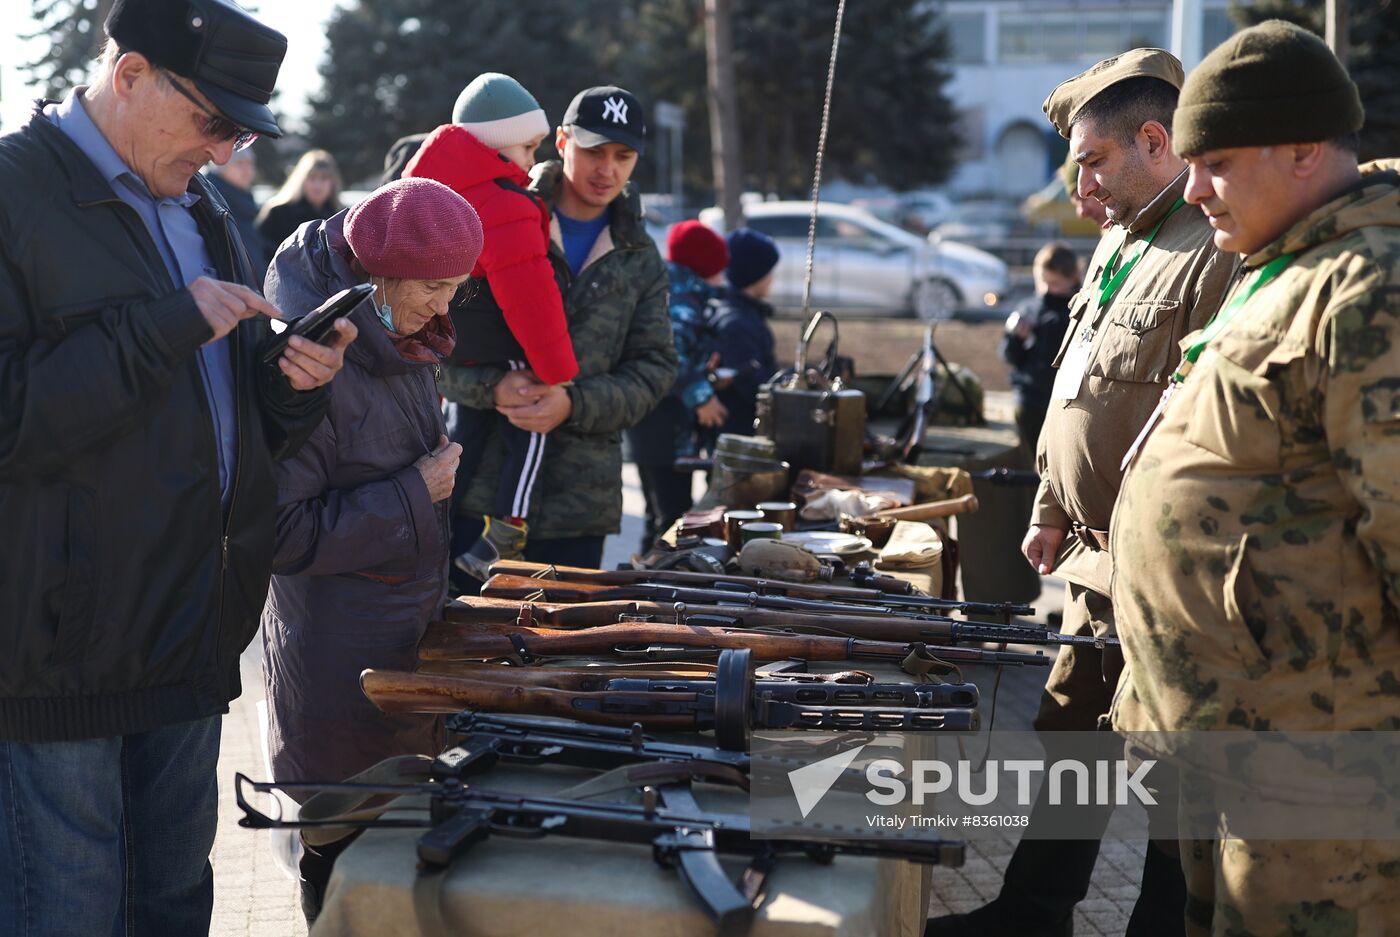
left=46, top=90, right=238, bottom=503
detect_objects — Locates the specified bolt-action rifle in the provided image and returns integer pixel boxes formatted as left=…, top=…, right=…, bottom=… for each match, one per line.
left=491, top=559, right=1035, bottom=620
left=439, top=593, right=1108, bottom=651
left=419, top=608, right=1050, bottom=672
left=480, top=574, right=1108, bottom=649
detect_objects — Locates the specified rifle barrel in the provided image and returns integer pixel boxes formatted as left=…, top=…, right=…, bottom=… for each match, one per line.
left=417, top=619, right=1049, bottom=668
left=460, top=589, right=1090, bottom=649
left=486, top=561, right=1034, bottom=617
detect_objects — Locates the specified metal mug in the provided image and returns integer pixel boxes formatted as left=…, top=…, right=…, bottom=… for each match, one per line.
left=738, top=521, right=784, bottom=545
left=755, top=501, right=798, bottom=531
left=723, top=510, right=765, bottom=545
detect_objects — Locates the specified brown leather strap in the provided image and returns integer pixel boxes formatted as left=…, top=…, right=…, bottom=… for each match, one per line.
left=1071, top=522, right=1111, bottom=552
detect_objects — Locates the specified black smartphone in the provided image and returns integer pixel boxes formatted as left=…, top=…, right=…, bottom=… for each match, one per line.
left=260, top=283, right=375, bottom=366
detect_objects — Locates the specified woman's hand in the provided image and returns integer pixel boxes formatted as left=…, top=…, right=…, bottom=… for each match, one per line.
left=415, top=435, right=462, bottom=503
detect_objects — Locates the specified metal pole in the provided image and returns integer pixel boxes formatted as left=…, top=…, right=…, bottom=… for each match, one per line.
left=673, top=123, right=684, bottom=221
left=1326, top=0, right=1351, bottom=66
left=1171, top=0, right=1205, bottom=72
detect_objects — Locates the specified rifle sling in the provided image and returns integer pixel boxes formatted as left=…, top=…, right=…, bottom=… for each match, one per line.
left=297, top=755, right=436, bottom=847
left=505, top=633, right=536, bottom=665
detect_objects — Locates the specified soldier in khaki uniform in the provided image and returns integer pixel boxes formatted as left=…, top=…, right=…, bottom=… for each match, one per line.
left=929, top=49, right=1236, bottom=937
left=1111, top=22, right=1400, bottom=936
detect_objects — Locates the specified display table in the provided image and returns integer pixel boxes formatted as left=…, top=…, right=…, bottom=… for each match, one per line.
left=311, top=657, right=944, bottom=937
left=307, top=552, right=961, bottom=935
left=310, top=746, right=930, bottom=937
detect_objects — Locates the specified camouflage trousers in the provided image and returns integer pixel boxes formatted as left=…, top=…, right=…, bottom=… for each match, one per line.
left=1034, top=581, right=1125, bottom=732
left=1183, top=835, right=1400, bottom=936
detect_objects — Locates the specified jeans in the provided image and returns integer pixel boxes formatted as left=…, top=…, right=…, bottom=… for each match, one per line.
left=0, top=715, right=222, bottom=937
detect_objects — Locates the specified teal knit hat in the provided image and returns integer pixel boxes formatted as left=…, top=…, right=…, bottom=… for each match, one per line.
left=451, top=73, right=550, bottom=151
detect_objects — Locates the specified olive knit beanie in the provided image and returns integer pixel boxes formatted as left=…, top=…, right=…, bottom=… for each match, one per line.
left=1174, top=19, right=1363, bottom=156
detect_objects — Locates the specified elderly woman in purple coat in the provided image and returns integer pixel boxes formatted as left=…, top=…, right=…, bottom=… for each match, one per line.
left=260, top=177, right=483, bottom=921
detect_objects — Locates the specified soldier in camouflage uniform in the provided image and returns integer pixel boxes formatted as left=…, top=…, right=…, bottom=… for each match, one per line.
left=1111, top=21, right=1400, bottom=936
left=441, top=87, right=677, bottom=569
left=930, top=49, right=1237, bottom=937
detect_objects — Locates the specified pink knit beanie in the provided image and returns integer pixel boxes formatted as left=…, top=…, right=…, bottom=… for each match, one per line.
left=344, top=177, right=483, bottom=279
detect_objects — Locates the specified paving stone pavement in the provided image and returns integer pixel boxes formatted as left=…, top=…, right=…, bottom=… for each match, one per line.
left=211, top=443, right=1139, bottom=936
left=920, top=627, right=1146, bottom=936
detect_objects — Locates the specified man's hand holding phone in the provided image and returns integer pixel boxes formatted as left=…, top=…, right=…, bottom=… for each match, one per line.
left=278, top=318, right=357, bottom=390
left=191, top=276, right=357, bottom=391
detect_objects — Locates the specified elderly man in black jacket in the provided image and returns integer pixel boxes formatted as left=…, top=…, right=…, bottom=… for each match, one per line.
left=0, top=2, right=352, bottom=934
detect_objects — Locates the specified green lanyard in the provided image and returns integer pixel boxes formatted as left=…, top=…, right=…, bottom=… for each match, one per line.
left=1096, top=197, right=1188, bottom=311
left=1170, top=253, right=1295, bottom=384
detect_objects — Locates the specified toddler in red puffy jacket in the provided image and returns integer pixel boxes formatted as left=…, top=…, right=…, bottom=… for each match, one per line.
left=405, top=73, right=578, bottom=576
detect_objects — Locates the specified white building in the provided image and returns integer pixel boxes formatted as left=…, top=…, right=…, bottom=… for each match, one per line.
left=932, top=0, right=1241, bottom=198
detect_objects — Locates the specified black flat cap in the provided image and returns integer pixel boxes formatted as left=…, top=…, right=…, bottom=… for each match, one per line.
left=106, top=0, right=287, bottom=138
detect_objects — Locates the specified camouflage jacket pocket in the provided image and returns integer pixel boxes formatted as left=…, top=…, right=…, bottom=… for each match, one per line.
left=1221, top=535, right=1273, bottom=679
left=1184, top=350, right=1285, bottom=469
left=1092, top=299, right=1180, bottom=383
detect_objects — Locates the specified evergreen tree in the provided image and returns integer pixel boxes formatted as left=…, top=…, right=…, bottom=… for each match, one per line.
left=307, top=0, right=960, bottom=193
left=1231, top=0, right=1400, bottom=160
left=633, top=0, right=960, bottom=196
left=22, top=0, right=113, bottom=100
left=19, top=0, right=288, bottom=183
left=305, top=0, right=631, bottom=184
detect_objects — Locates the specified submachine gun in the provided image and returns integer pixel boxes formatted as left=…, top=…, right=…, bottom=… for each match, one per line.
left=363, top=648, right=983, bottom=749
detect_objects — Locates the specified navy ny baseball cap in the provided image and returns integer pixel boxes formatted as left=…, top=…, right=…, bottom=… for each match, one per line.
left=562, top=86, right=647, bottom=156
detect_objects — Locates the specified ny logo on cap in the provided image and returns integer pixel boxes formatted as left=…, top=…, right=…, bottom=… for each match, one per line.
left=602, top=97, right=629, bottom=125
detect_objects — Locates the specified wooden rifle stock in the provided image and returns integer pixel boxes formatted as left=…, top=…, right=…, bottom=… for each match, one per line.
left=482, top=574, right=625, bottom=602
left=416, top=660, right=719, bottom=686
left=360, top=669, right=695, bottom=726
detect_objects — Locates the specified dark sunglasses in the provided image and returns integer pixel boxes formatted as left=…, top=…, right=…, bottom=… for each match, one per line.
left=161, top=71, right=259, bottom=151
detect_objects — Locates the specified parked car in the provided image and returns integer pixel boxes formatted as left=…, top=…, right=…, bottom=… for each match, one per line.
left=930, top=199, right=1024, bottom=247
left=694, top=201, right=1009, bottom=320
left=852, top=191, right=956, bottom=235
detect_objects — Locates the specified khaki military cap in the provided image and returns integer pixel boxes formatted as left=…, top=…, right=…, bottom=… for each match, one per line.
left=1043, top=48, right=1185, bottom=139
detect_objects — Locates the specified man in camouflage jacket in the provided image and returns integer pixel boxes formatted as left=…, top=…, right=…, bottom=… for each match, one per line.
left=1111, top=22, right=1400, bottom=935
left=441, top=87, right=676, bottom=567
left=931, top=49, right=1234, bottom=937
